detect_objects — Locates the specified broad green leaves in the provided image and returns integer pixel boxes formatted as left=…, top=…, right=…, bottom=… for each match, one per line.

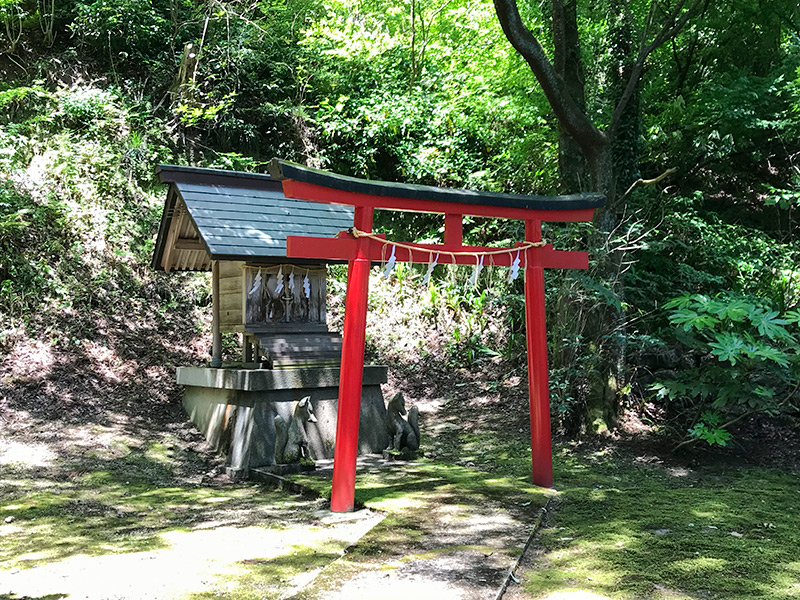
left=654, top=293, right=799, bottom=447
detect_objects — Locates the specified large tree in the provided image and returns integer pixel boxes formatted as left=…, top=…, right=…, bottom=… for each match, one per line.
left=492, top=0, right=704, bottom=429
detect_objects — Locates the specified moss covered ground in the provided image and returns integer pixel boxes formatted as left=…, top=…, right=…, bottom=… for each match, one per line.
left=433, top=431, right=800, bottom=600
left=0, top=436, right=381, bottom=600
left=520, top=447, right=800, bottom=600
left=287, top=460, right=550, bottom=599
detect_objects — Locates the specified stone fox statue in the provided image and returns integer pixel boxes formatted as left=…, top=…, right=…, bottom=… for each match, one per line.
left=275, top=396, right=317, bottom=464
left=385, top=392, right=420, bottom=453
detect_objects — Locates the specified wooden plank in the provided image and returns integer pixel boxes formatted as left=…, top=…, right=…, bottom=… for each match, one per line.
left=220, top=293, right=242, bottom=312
left=174, top=238, right=205, bottom=251
left=285, top=235, right=590, bottom=270
left=219, top=277, right=242, bottom=294
left=158, top=166, right=282, bottom=191
left=274, top=161, right=604, bottom=212
left=246, top=323, right=329, bottom=334
left=220, top=310, right=243, bottom=328
left=284, top=180, right=597, bottom=222
left=271, top=357, right=341, bottom=368
left=161, top=208, right=184, bottom=272
left=255, top=338, right=342, bottom=354
left=219, top=260, right=244, bottom=278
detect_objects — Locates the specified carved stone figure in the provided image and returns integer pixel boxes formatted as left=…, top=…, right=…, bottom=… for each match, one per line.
left=275, top=396, right=317, bottom=464
left=385, top=392, right=420, bottom=455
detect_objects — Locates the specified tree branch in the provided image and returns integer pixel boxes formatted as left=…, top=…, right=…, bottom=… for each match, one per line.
left=672, top=409, right=758, bottom=453
left=493, top=0, right=606, bottom=159
left=618, top=167, right=678, bottom=203
left=608, top=0, right=705, bottom=139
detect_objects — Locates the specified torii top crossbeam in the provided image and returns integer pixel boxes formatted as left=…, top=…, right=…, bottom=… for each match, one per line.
left=269, top=159, right=605, bottom=512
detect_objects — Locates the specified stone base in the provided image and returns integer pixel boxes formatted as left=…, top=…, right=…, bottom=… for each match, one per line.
left=382, top=448, right=419, bottom=461
left=178, top=366, right=390, bottom=476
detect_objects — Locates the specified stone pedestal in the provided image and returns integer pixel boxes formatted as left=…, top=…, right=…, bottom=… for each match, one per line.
left=177, top=366, right=389, bottom=479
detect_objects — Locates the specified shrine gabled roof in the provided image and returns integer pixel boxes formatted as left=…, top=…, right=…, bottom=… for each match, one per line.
left=269, top=159, right=606, bottom=215
left=151, top=165, right=354, bottom=272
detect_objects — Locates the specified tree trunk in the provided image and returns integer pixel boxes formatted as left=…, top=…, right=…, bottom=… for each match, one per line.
left=581, top=5, right=642, bottom=433
left=552, top=0, right=588, bottom=193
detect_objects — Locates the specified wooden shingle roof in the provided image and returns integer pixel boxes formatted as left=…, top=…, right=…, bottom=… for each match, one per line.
left=152, top=165, right=354, bottom=272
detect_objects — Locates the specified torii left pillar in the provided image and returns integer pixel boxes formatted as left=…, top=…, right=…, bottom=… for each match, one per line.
left=330, top=206, right=374, bottom=512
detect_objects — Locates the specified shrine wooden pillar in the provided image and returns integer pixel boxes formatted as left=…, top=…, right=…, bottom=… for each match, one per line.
left=210, top=260, right=222, bottom=368
left=330, top=206, right=374, bottom=512
left=524, top=220, right=553, bottom=488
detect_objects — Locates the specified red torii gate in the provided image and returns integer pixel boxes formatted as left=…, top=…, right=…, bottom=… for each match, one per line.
left=269, top=160, right=605, bottom=512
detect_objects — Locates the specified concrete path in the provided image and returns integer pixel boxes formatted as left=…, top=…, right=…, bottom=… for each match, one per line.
left=285, top=457, right=552, bottom=600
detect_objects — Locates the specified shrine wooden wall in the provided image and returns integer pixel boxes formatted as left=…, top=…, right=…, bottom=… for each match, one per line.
left=219, top=261, right=245, bottom=333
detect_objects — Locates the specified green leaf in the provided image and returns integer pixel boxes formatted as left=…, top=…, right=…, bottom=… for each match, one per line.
left=748, top=308, right=794, bottom=342
left=709, top=332, right=745, bottom=365
left=669, top=308, right=719, bottom=331
left=752, top=345, right=790, bottom=367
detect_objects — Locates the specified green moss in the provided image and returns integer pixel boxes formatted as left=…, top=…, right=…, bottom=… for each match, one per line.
left=291, top=459, right=551, bottom=516
left=519, top=453, right=800, bottom=600
left=185, top=544, right=345, bottom=600
left=0, top=443, right=300, bottom=571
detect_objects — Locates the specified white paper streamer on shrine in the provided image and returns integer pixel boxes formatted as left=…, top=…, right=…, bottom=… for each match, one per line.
left=383, top=245, right=397, bottom=278
left=422, top=253, right=439, bottom=285
left=303, top=271, right=311, bottom=298
left=249, top=270, right=262, bottom=296
left=288, top=270, right=295, bottom=293
left=469, top=255, right=484, bottom=287
left=274, top=266, right=284, bottom=295
left=508, top=250, right=521, bottom=282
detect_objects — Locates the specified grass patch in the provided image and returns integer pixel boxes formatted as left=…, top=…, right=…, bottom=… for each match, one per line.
left=290, top=459, right=551, bottom=514
left=526, top=453, right=800, bottom=600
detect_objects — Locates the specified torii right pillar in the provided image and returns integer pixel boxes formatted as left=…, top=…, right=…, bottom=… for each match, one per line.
left=524, top=219, right=553, bottom=488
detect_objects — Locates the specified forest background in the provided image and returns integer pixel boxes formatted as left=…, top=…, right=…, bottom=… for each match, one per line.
left=1, top=0, right=799, bottom=451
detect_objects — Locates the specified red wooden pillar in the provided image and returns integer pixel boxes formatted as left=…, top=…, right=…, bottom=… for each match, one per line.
left=330, top=206, right=374, bottom=512
left=524, top=220, right=554, bottom=488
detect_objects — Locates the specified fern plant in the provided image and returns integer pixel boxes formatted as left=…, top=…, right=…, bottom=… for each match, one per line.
left=651, top=294, right=800, bottom=449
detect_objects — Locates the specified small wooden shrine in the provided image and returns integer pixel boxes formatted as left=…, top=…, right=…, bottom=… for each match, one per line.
left=152, top=161, right=605, bottom=500
left=152, top=165, right=392, bottom=479
left=152, top=164, right=354, bottom=368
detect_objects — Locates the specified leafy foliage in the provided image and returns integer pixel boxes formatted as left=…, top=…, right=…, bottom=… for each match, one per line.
left=652, top=294, right=799, bottom=446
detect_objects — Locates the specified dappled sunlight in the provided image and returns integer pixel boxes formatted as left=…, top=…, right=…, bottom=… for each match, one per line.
left=671, top=557, right=728, bottom=574
left=1, top=515, right=383, bottom=600
left=3, top=339, right=54, bottom=382
left=0, top=440, right=56, bottom=468
left=539, top=592, right=612, bottom=600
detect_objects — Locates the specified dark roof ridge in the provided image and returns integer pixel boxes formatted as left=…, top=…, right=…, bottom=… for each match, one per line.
left=157, top=164, right=280, bottom=191
left=269, top=159, right=606, bottom=211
